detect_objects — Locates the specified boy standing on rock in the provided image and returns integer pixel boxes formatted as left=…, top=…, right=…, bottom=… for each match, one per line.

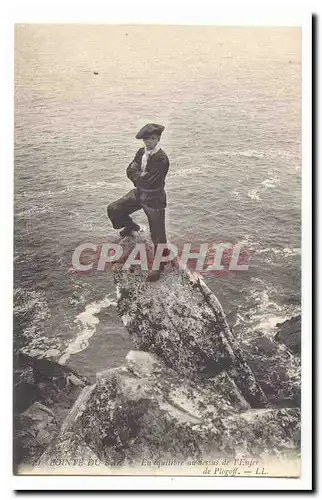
left=107, top=123, right=170, bottom=282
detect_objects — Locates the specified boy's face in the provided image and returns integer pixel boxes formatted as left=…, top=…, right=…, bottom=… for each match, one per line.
left=143, top=134, right=160, bottom=150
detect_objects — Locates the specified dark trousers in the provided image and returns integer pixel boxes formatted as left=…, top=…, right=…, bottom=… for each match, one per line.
left=107, top=189, right=167, bottom=248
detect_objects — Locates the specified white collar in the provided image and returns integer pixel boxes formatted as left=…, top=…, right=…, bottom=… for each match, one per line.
left=144, top=144, right=161, bottom=156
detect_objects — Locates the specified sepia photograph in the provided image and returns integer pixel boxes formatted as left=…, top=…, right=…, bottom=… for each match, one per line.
left=11, top=10, right=312, bottom=489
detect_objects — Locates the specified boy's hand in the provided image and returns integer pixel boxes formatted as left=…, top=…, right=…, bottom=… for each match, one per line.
left=126, top=160, right=141, bottom=185
left=128, top=160, right=140, bottom=172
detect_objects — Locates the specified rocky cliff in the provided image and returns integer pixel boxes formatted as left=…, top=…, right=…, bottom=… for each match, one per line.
left=13, top=353, right=87, bottom=470
left=16, top=231, right=301, bottom=475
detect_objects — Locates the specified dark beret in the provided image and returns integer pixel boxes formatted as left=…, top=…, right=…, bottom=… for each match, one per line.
left=135, top=123, right=165, bottom=139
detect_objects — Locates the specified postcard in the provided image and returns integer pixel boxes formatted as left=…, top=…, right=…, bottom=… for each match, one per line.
left=11, top=11, right=312, bottom=492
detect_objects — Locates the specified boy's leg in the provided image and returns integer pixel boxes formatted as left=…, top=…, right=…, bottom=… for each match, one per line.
left=107, top=189, right=141, bottom=232
left=143, top=207, right=167, bottom=246
left=142, top=205, right=169, bottom=281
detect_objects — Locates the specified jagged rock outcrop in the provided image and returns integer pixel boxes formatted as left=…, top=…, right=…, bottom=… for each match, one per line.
left=29, top=231, right=300, bottom=474
left=114, top=232, right=268, bottom=409
left=13, top=353, right=87, bottom=470
left=37, top=351, right=300, bottom=471
left=275, top=315, right=301, bottom=355
left=238, top=332, right=301, bottom=408
left=13, top=288, right=90, bottom=470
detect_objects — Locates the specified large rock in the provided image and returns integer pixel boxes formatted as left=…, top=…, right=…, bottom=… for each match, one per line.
left=34, top=432, right=101, bottom=473
left=14, top=401, right=57, bottom=468
left=113, top=231, right=268, bottom=409
left=13, top=353, right=87, bottom=469
left=37, top=351, right=300, bottom=471
left=22, top=231, right=300, bottom=473
left=238, top=332, right=301, bottom=408
left=275, top=316, right=301, bottom=355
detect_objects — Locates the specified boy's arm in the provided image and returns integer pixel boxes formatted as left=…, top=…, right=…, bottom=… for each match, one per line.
left=126, top=161, right=141, bottom=185
left=126, top=150, right=142, bottom=186
left=138, top=156, right=169, bottom=186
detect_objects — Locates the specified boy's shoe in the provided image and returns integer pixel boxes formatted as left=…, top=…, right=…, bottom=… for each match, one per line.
left=119, top=223, right=140, bottom=238
left=146, top=262, right=165, bottom=282
left=147, top=269, right=161, bottom=282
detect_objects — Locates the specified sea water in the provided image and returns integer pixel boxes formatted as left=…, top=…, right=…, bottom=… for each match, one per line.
left=14, top=25, right=301, bottom=379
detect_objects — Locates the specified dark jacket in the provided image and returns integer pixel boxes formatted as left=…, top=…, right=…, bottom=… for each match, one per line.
left=126, top=147, right=170, bottom=208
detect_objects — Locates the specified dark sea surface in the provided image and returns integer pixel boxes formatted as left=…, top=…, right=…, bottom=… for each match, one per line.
left=14, top=25, right=301, bottom=380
